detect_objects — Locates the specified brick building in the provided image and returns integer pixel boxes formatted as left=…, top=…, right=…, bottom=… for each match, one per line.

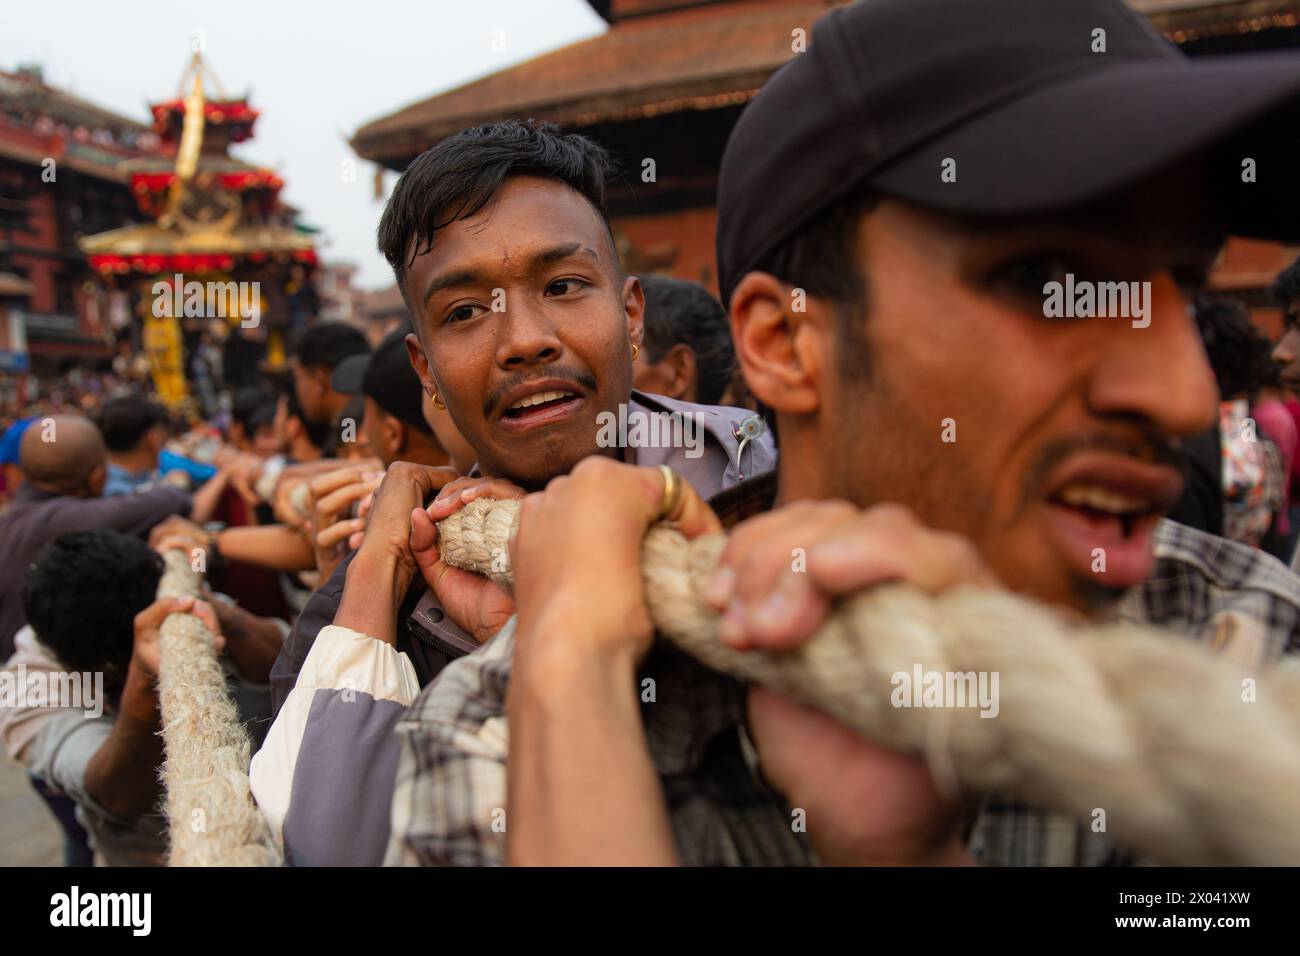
left=0, top=66, right=163, bottom=373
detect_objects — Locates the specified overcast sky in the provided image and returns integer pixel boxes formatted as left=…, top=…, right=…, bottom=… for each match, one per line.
left=0, top=0, right=606, bottom=289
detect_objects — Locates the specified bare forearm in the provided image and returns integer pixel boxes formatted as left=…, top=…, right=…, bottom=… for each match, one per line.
left=506, top=625, right=678, bottom=866
left=334, top=549, right=411, bottom=644
left=84, top=660, right=164, bottom=820
left=219, top=604, right=285, bottom=683
left=216, top=525, right=315, bottom=572
left=188, top=468, right=232, bottom=524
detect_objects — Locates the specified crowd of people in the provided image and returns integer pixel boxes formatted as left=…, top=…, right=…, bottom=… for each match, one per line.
left=4, top=0, right=1300, bottom=867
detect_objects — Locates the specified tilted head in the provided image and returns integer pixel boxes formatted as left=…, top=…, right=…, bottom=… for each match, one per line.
left=718, top=0, right=1300, bottom=614
left=290, top=322, right=371, bottom=426
left=634, top=275, right=734, bottom=406
left=379, top=120, right=643, bottom=489
left=97, top=395, right=170, bottom=462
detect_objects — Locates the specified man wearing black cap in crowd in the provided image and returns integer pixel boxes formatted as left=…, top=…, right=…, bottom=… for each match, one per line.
left=301, top=325, right=454, bottom=582
left=331, top=326, right=450, bottom=470
left=387, top=0, right=1300, bottom=867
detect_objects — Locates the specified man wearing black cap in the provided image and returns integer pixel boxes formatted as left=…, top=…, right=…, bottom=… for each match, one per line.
left=392, top=0, right=1300, bottom=866
left=331, top=326, right=450, bottom=470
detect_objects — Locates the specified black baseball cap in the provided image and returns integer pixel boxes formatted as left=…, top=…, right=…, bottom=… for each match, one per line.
left=332, top=324, right=433, bottom=435
left=717, top=0, right=1300, bottom=303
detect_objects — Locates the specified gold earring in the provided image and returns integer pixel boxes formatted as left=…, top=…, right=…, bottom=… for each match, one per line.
left=428, top=390, right=446, bottom=410
left=631, top=343, right=640, bottom=361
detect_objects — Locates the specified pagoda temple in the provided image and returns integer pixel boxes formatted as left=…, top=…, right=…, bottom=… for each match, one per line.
left=80, top=53, right=316, bottom=405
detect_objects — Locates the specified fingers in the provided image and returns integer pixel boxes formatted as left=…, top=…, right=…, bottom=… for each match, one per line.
left=153, top=534, right=193, bottom=555
left=315, top=477, right=381, bottom=519
left=707, top=501, right=994, bottom=652
left=657, top=469, right=723, bottom=541
left=135, top=594, right=222, bottom=636
left=409, top=506, right=438, bottom=555
left=705, top=501, right=852, bottom=611
left=310, top=465, right=383, bottom=502
left=315, top=517, right=366, bottom=551
left=188, top=598, right=221, bottom=637
left=428, top=477, right=526, bottom=520
left=135, top=595, right=193, bottom=632
left=804, top=523, right=995, bottom=596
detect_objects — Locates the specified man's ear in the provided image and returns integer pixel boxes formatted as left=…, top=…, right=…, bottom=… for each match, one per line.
left=383, top=413, right=405, bottom=459
left=623, top=275, right=646, bottom=348
left=405, top=333, right=438, bottom=396
left=659, top=343, right=697, bottom=402
left=728, top=272, right=822, bottom=416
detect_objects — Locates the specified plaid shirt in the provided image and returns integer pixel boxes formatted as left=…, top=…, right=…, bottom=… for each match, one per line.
left=386, top=473, right=1300, bottom=866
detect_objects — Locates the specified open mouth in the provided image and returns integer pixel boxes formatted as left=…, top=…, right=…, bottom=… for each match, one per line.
left=1041, top=461, right=1182, bottom=589
left=497, top=385, right=585, bottom=432
left=1051, top=483, right=1155, bottom=538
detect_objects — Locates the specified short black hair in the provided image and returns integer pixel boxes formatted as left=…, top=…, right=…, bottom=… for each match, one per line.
left=22, top=530, right=163, bottom=703
left=378, top=120, right=615, bottom=303
left=1270, top=258, right=1300, bottom=318
left=291, top=322, right=370, bottom=372
left=743, top=185, right=878, bottom=438
left=1194, top=293, right=1280, bottom=398
left=639, top=276, right=735, bottom=406
left=230, top=383, right=278, bottom=437
left=96, top=395, right=169, bottom=452
left=282, top=382, right=331, bottom=451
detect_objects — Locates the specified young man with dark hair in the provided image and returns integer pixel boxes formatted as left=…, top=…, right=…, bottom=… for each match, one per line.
left=97, top=395, right=236, bottom=523
left=227, top=384, right=282, bottom=457
left=387, top=0, right=1300, bottom=867
left=97, top=396, right=170, bottom=488
left=1, top=529, right=282, bottom=865
left=633, top=275, right=736, bottom=406
left=252, top=119, right=773, bottom=865
left=330, top=325, right=449, bottom=470
left=1269, top=258, right=1300, bottom=389
left=289, top=322, right=371, bottom=451
left=274, top=384, right=331, bottom=463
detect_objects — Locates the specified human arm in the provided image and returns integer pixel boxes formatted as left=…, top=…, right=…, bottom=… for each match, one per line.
left=504, top=458, right=720, bottom=866
left=83, top=596, right=221, bottom=820
left=703, top=500, right=994, bottom=865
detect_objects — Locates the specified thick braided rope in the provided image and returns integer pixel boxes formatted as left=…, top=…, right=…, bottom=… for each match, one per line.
left=156, top=550, right=281, bottom=866
left=438, top=497, right=1300, bottom=866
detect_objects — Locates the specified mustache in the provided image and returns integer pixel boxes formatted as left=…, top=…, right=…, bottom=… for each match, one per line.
left=1016, top=429, right=1188, bottom=517
left=483, top=367, right=597, bottom=419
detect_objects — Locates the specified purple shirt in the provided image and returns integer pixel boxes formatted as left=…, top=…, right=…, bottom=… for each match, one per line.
left=0, top=483, right=191, bottom=657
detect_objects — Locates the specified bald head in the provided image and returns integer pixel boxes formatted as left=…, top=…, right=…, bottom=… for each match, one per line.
left=19, top=416, right=108, bottom=497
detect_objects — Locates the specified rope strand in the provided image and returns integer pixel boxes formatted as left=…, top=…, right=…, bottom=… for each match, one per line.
left=438, top=496, right=1300, bottom=866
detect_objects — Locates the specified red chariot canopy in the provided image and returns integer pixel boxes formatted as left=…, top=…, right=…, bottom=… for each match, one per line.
left=89, top=249, right=317, bottom=275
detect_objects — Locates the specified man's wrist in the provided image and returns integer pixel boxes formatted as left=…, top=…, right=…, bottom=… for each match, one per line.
left=122, top=657, right=161, bottom=721
left=335, top=547, right=410, bottom=642
left=515, top=607, right=643, bottom=698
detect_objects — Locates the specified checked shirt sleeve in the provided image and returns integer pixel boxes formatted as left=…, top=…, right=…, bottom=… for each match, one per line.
left=385, top=619, right=516, bottom=867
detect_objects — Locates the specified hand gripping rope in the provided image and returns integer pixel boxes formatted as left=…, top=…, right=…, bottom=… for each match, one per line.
left=436, top=496, right=1300, bottom=866
left=156, top=550, right=281, bottom=866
